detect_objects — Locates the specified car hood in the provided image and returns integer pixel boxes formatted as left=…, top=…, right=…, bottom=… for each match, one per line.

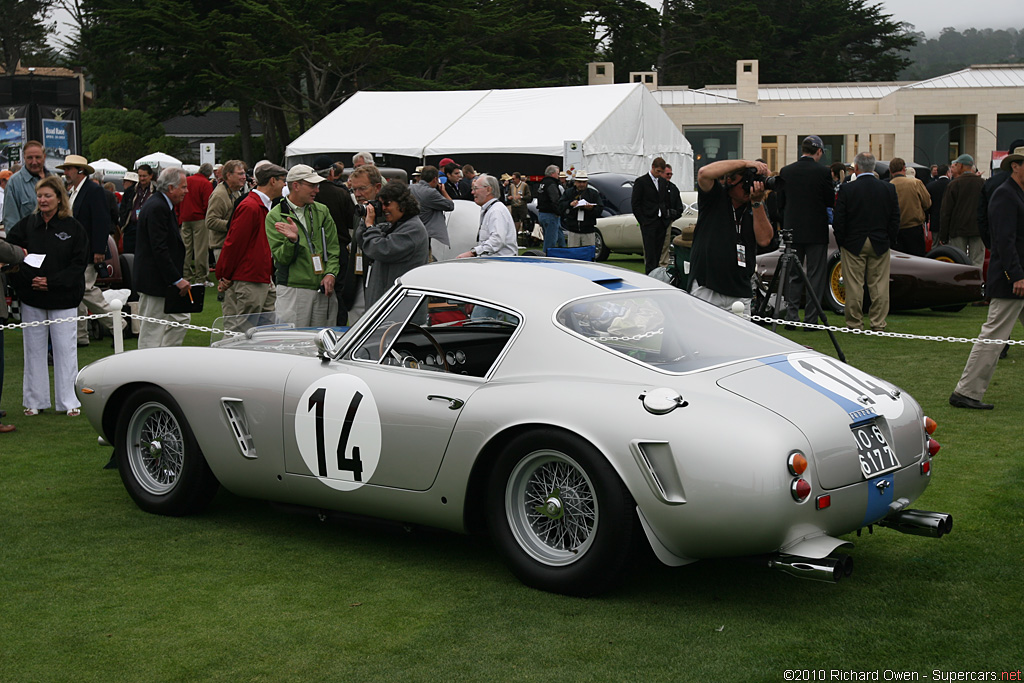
left=716, top=352, right=923, bottom=489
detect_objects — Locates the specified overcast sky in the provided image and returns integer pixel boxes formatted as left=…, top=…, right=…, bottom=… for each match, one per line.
left=878, top=0, right=1024, bottom=37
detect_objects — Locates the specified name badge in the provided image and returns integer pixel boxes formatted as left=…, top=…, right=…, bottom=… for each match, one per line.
left=355, top=252, right=364, bottom=275
left=577, top=208, right=585, bottom=223
left=311, top=254, right=324, bottom=274
left=736, top=244, right=747, bottom=268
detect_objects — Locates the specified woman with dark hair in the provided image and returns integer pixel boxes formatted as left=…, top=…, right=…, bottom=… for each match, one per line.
left=355, top=180, right=429, bottom=309
left=6, top=175, right=89, bottom=417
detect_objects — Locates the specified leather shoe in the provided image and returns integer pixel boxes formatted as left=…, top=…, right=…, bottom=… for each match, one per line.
left=0, top=423, right=15, bottom=433
left=949, top=392, right=993, bottom=410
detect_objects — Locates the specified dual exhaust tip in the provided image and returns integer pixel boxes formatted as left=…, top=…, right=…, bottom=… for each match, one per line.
left=769, top=509, right=953, bottom=583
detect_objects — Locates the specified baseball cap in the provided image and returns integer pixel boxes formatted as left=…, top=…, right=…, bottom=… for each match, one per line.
left=953, top=154, right=974, bottom=166
left=312, top=155, right=334, bottom=172
left=439, top=157, right=457, bottom=168
left=285, top=164, right=325, bottom=184
left=803, top=135, right=824, bottom=150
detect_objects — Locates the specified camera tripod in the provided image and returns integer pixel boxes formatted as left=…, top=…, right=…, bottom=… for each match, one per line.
left=755, top=229, right=846, bottom=362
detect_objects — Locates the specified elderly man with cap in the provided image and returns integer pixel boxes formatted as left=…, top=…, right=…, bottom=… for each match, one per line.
left=938, top=154, right=985, bottom=268
left=557, top=171, right=603, bottom=248
left=56, top=154, right=123, bottom=346
left=949, top=145, right=1024, bottom=410
left=777, top=134, right=835, bottom=328
left=266, top=164, right=341, bottom=328
left=216, top=163, right=287, bottom=332
left=889, top=157, right=931, bottom=256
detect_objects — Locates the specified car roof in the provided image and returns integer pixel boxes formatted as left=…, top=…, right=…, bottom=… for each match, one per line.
left=399, top=257, right=670, bottom=310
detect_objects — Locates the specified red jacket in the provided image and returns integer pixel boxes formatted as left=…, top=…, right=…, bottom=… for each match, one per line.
left=215, top=191, right=273, bottom=283
left=180, top=174, right=213, bottom=222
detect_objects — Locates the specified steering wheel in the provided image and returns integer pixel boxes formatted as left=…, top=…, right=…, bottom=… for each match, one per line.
left=378, top=322, right=450, bottom=372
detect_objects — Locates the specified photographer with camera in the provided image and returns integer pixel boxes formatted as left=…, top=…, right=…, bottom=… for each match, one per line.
left=688, top=159, right=775, bottom=315
left=266, top=164, right=341, bottom=328
left=354, top=181, right=428, bottom=310
left=341, top=164, right=386, bottom=324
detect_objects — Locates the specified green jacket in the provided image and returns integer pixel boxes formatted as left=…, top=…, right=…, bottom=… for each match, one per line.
left=266, top=199, right=341, bottom=290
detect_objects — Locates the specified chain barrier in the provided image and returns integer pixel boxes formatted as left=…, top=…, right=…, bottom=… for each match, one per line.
left=2, top=311, right=244, bottom=338
left=2, top=308, right=1020, bottom=347
left=745, top=313, right=1024, bottom=346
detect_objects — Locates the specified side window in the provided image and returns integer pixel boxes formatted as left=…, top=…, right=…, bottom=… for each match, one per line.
left=353, top=292, right=520, bottom=377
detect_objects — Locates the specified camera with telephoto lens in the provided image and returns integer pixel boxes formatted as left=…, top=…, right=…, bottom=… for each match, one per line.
left=355, top=199, right=383, bottom=218
left=94, top=262, right=113, bottom=278
left=740, top=168, right=783, bottom=193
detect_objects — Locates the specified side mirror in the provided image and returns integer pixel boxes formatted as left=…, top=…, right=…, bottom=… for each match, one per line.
left=315, top=328, right=343, bottom=361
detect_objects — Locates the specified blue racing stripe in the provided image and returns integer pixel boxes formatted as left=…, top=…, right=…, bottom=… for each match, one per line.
left=497, top=257, right=638, bottom=290
left=862, top=473, right=895, bottom=526
left=758, top=354, right=873, bottom=419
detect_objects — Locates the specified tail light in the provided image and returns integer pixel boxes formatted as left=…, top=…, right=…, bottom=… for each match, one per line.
left=787, top=451, right=808, bottom=476
left=928, top=438, right=940, bottom=457
left=924, top=416, right=937, bottom=435
left=791, top=478, right=811, bottom=502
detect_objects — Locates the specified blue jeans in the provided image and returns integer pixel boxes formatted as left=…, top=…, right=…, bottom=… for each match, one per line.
left=539, top=212, right=565, bottom=252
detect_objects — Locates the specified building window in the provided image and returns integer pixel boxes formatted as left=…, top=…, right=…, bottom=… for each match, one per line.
left=596, top=65, right=605, bottom=75
left=685, top=127, right=742, bottom=181
left=997, top=114, right=1024, bottom=150
left=914, top=116, right=966, bottom=167
left=743, top=63, right=753, bottom=73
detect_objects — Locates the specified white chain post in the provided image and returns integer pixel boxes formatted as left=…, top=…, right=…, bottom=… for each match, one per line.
left=110, top=299, right=124, bottom=355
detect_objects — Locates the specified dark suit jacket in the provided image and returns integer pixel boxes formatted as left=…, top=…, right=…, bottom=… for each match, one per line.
left=927, top=176, right=950, bottom=236
left=73, top=178, right=113, bottom=256
left=778, top=156, right=834, bottom=243
left=630, top=172, right=668, bottom=229
left=833, top=174, right=900, bottom=256
left=134, top=192, right=185, bottom=297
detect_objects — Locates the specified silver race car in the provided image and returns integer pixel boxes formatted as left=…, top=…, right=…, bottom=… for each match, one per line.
left=76, top=258, right=950, bottom=595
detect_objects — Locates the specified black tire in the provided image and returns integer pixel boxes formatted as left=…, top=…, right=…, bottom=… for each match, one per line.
left=927, top=246, right=972, bottom=311
left=594, top=228, right=610, bottom=261
left=486, top=429, right=637, bottom=596
left=825, top=252, right=845, bottom=314
left=926, top=245, right=971, bottom=265
left=115, top=387, right=219, bottom=516
left=521, top=249, right=545, bottom=257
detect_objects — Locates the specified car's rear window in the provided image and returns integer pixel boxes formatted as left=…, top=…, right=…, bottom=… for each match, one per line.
left=555, top=290, right=800, bottom=373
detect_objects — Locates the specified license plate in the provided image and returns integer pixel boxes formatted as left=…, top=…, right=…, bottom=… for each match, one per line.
left=852, top=422, right=900, bottom=478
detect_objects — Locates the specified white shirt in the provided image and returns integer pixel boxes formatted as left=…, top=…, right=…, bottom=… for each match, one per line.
left=474, top=198, right=518, bottom=257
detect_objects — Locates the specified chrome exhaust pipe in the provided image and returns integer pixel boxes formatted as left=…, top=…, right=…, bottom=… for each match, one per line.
left=877, top=509, right=953, bottom=538
left=768, top=553, right=853, bottom=583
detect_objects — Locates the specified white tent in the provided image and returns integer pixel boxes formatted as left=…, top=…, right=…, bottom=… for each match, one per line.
left=91, top=158, right=127, bottom=179
left=135, top=152, right=182, bottom=170
left=285, top=83, right=694, bottom=188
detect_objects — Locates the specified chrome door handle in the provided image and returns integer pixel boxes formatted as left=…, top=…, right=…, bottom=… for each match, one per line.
left=427, top=395, right=464, bottom=410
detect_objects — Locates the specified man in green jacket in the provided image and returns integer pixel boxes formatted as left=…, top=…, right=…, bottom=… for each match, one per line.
left=266, top=164, right=341, bottom=327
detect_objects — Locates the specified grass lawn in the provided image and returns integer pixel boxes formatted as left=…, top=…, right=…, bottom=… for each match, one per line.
left=2, top=258, right=1023, bottom=681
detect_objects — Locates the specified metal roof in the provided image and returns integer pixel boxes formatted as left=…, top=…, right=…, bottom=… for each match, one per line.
left=903, top=65, right=1024, bottom=90
left=653, top=64, right=1024, bottom=105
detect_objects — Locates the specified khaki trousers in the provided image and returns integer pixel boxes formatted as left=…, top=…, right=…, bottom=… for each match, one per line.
left=222, top=281, right=277, bottom=333
left=137, top=293, right=189, bottom=349
left=275, top=285, right=338, bottom=328
left=181, top=219, right=210, bottom=283
left=954, top=297, right=1024, bottom=401
left=77, top=263, right=120, bottom=343
left=841, top=241, right=890, bottom=331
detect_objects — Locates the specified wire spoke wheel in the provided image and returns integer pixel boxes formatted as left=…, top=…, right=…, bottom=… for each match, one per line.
left=127, top=402, right=185, bottom=495
left=505, top=450, right=598, bottom=566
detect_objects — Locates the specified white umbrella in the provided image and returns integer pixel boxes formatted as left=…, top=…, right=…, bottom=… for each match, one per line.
left=134, top=152, right=183, bottom=170
left=182, top=164, right=200, bottom=175
left=91, top=158, right=128, bottom=179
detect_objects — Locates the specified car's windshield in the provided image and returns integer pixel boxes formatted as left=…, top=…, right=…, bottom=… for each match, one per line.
left=555, top=290, right=800, bottom=373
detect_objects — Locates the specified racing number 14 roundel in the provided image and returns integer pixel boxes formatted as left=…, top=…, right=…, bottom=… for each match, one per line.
left=295, top=375, right=382, bottom=491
